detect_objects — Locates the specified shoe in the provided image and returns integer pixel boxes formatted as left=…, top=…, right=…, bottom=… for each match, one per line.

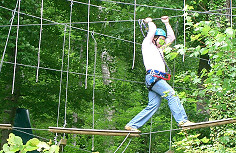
left=178, top=120, right=194, bottom=127
left=125, top=125, right=141, bottom=132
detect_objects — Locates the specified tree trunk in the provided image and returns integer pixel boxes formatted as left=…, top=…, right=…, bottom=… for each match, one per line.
left=101, top=51, right=112, bottom=85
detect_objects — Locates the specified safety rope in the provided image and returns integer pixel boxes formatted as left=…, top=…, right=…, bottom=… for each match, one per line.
left=114, top=133, right=131, bottom=153
left=132, top=0, right=136, bottom=69
left=149, top=117, right=153, bottom=152
left=230, top=0, right=233, bottom=29
left=63, top=0, right=73, bottom=130
left=138, top=19, right=147, bottom=37
left=91, top=31, right=97, bottom=151
left=183, top=0, right=186, bottom=62
left=12, top=0, right=21, bottom=94
left=122, top=138, right=133, bottom=153
left=169, top=19, right=179, bottom=152
left=0, top=1, right=18, bottom=73
left=55, top=24, right=67, bottom=145
left=85, top=0, right=91, bottom=89
left=36, top=0, right=43, bottom=82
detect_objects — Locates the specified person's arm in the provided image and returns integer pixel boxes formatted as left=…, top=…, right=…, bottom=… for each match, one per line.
left=143, top=18, right=156, bottom=44
left=161, top=16, right=175, bottom=45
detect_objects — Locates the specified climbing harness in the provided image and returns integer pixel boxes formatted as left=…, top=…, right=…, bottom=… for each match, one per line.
left=146, top=69, right=171, bottom=90
left=147, top=69, right=171, bottom=81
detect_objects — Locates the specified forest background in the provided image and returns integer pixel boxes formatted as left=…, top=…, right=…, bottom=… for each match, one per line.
left=0, top=0, right=235, bottom=152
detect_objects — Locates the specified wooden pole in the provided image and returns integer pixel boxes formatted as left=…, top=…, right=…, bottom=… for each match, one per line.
left=0, top=124, right=12, bottom=130
left=181, top=118, right=236, bottom=130
left=48, top=127, right=140, bottom=137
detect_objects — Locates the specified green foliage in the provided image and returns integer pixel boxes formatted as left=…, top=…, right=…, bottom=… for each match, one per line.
left=0, top=0, right=235, bottom=152
left=0, top=133, right=59, bottom=153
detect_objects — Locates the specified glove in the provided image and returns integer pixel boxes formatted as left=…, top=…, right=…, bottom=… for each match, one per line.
left=144, top=17, right=152, bottom=23
left=161, top=16, right=169, bottom=23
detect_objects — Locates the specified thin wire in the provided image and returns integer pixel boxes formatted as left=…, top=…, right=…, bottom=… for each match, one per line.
left=230, top=0, right=232, bottom=29
left=141, top=128, right=181, bottom=135
left=12, top=0, right=21, bottom=94
left=0, top=1, right=18, bottom=73
left=114, top=133, right=130, bottom=153
left=122, top=138, right=133, bottom=153
left=149, top=117, right=152, bottom=153
left=12, top=128, right=50, bottom=141
left=168, top=19, right=179, bottom=152
left=3, top=60, right=206, bottom=91
left=36, top=0, right=43, bottom=82
left=0, top=5, right=182, bottom=46
left=3, top=61, right=145, bottom=84
left=0, top=16, right=183, bottom=28
left=132, top=0, right=136, bottom=69
left=0, top=3, right=235, bottom=27
left=85, top=0, right=91, bottom=89
left=99, top=0, right=236, bottom=17
left=91, top=31, right=97, bottom=151
left=63, top=0, right=73, bottom=130
left=55, top=25, right=67, bottom=143
left=66, top=0, right=128, bottom=14
left=183, top=0, right=186, bottom=62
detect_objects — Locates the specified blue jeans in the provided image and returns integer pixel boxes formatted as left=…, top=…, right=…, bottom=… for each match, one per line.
left=126, top=74, right=188, bottom=129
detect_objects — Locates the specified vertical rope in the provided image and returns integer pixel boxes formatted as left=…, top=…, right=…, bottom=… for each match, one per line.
left=230, top=0, right=232, bottom=29
left=148, top=117, right=153, bottom=153
left=0, top=0, right=18, bottom=73
left=132, top=0, right=136, bottom=69
left=63, top=0, right=73, bottom=129
left=183, top=0, right=186, bottom=62
left=36, top=0, right=43, bottom=82
left=114, top=133, right=131, bottom=153
left=122, top=138, right=133, bottom=153
left=91, top=31, right=97, bottom=151
left=85, top=0, right=91, bottom=89
left=169, top=60, right=175, bottom=151
left=12, top=0, right=21, bottom=94
left=169, top=19, right=179, bottom=152
left=55, top=25, right=67, bottom=144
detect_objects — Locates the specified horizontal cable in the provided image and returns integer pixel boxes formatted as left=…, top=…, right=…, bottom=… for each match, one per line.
left=12, top=128, right=50, bottom=141
left=141, top=128, right=181, bottom=135
left=66, top=0, right=132, bottom=15
left=2, top=60, right=204, bottom=93
left=99, top=0, right=236, bottom=17
left=0, top=5, right=60, bottom=24
left=3, top=61, right=144, bottom=84
left=0, top=15, right=183, bottom=28
left=0, top=5, right=140, bottom=44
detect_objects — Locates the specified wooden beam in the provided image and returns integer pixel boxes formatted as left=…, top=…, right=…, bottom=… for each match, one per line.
left=181, top=118, right=236, bottom=130
left=48, top=127, right=140, bottom=137
left=0, top=124, right=12, bottom=130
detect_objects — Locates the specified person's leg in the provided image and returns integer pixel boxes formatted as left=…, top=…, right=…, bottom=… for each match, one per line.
left=151, top=79, right=188, bottom=123
left=126, top=91, right=161, bottom=129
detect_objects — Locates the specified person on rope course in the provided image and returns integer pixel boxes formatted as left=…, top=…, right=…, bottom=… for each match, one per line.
left=125, top=16, right=193, bottom=132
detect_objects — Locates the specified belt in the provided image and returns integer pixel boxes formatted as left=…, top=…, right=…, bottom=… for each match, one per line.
left=146, top=69, right=171, bottom=81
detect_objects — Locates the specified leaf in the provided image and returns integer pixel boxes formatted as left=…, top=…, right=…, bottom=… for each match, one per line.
left=49, top=145, right=60, bottom=153
left=201, top=25, right=211, bottom=36
left=225, top=28, right=235, bottom=38
left=200, top=48, right=208, bottom=55
left=169, top=52, right=178, bottom=60
left=26, top=138, right=40, bottom=147
left=3, top=144, right=10, bottom=152
left=201, top=137, right=209, bottom=143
